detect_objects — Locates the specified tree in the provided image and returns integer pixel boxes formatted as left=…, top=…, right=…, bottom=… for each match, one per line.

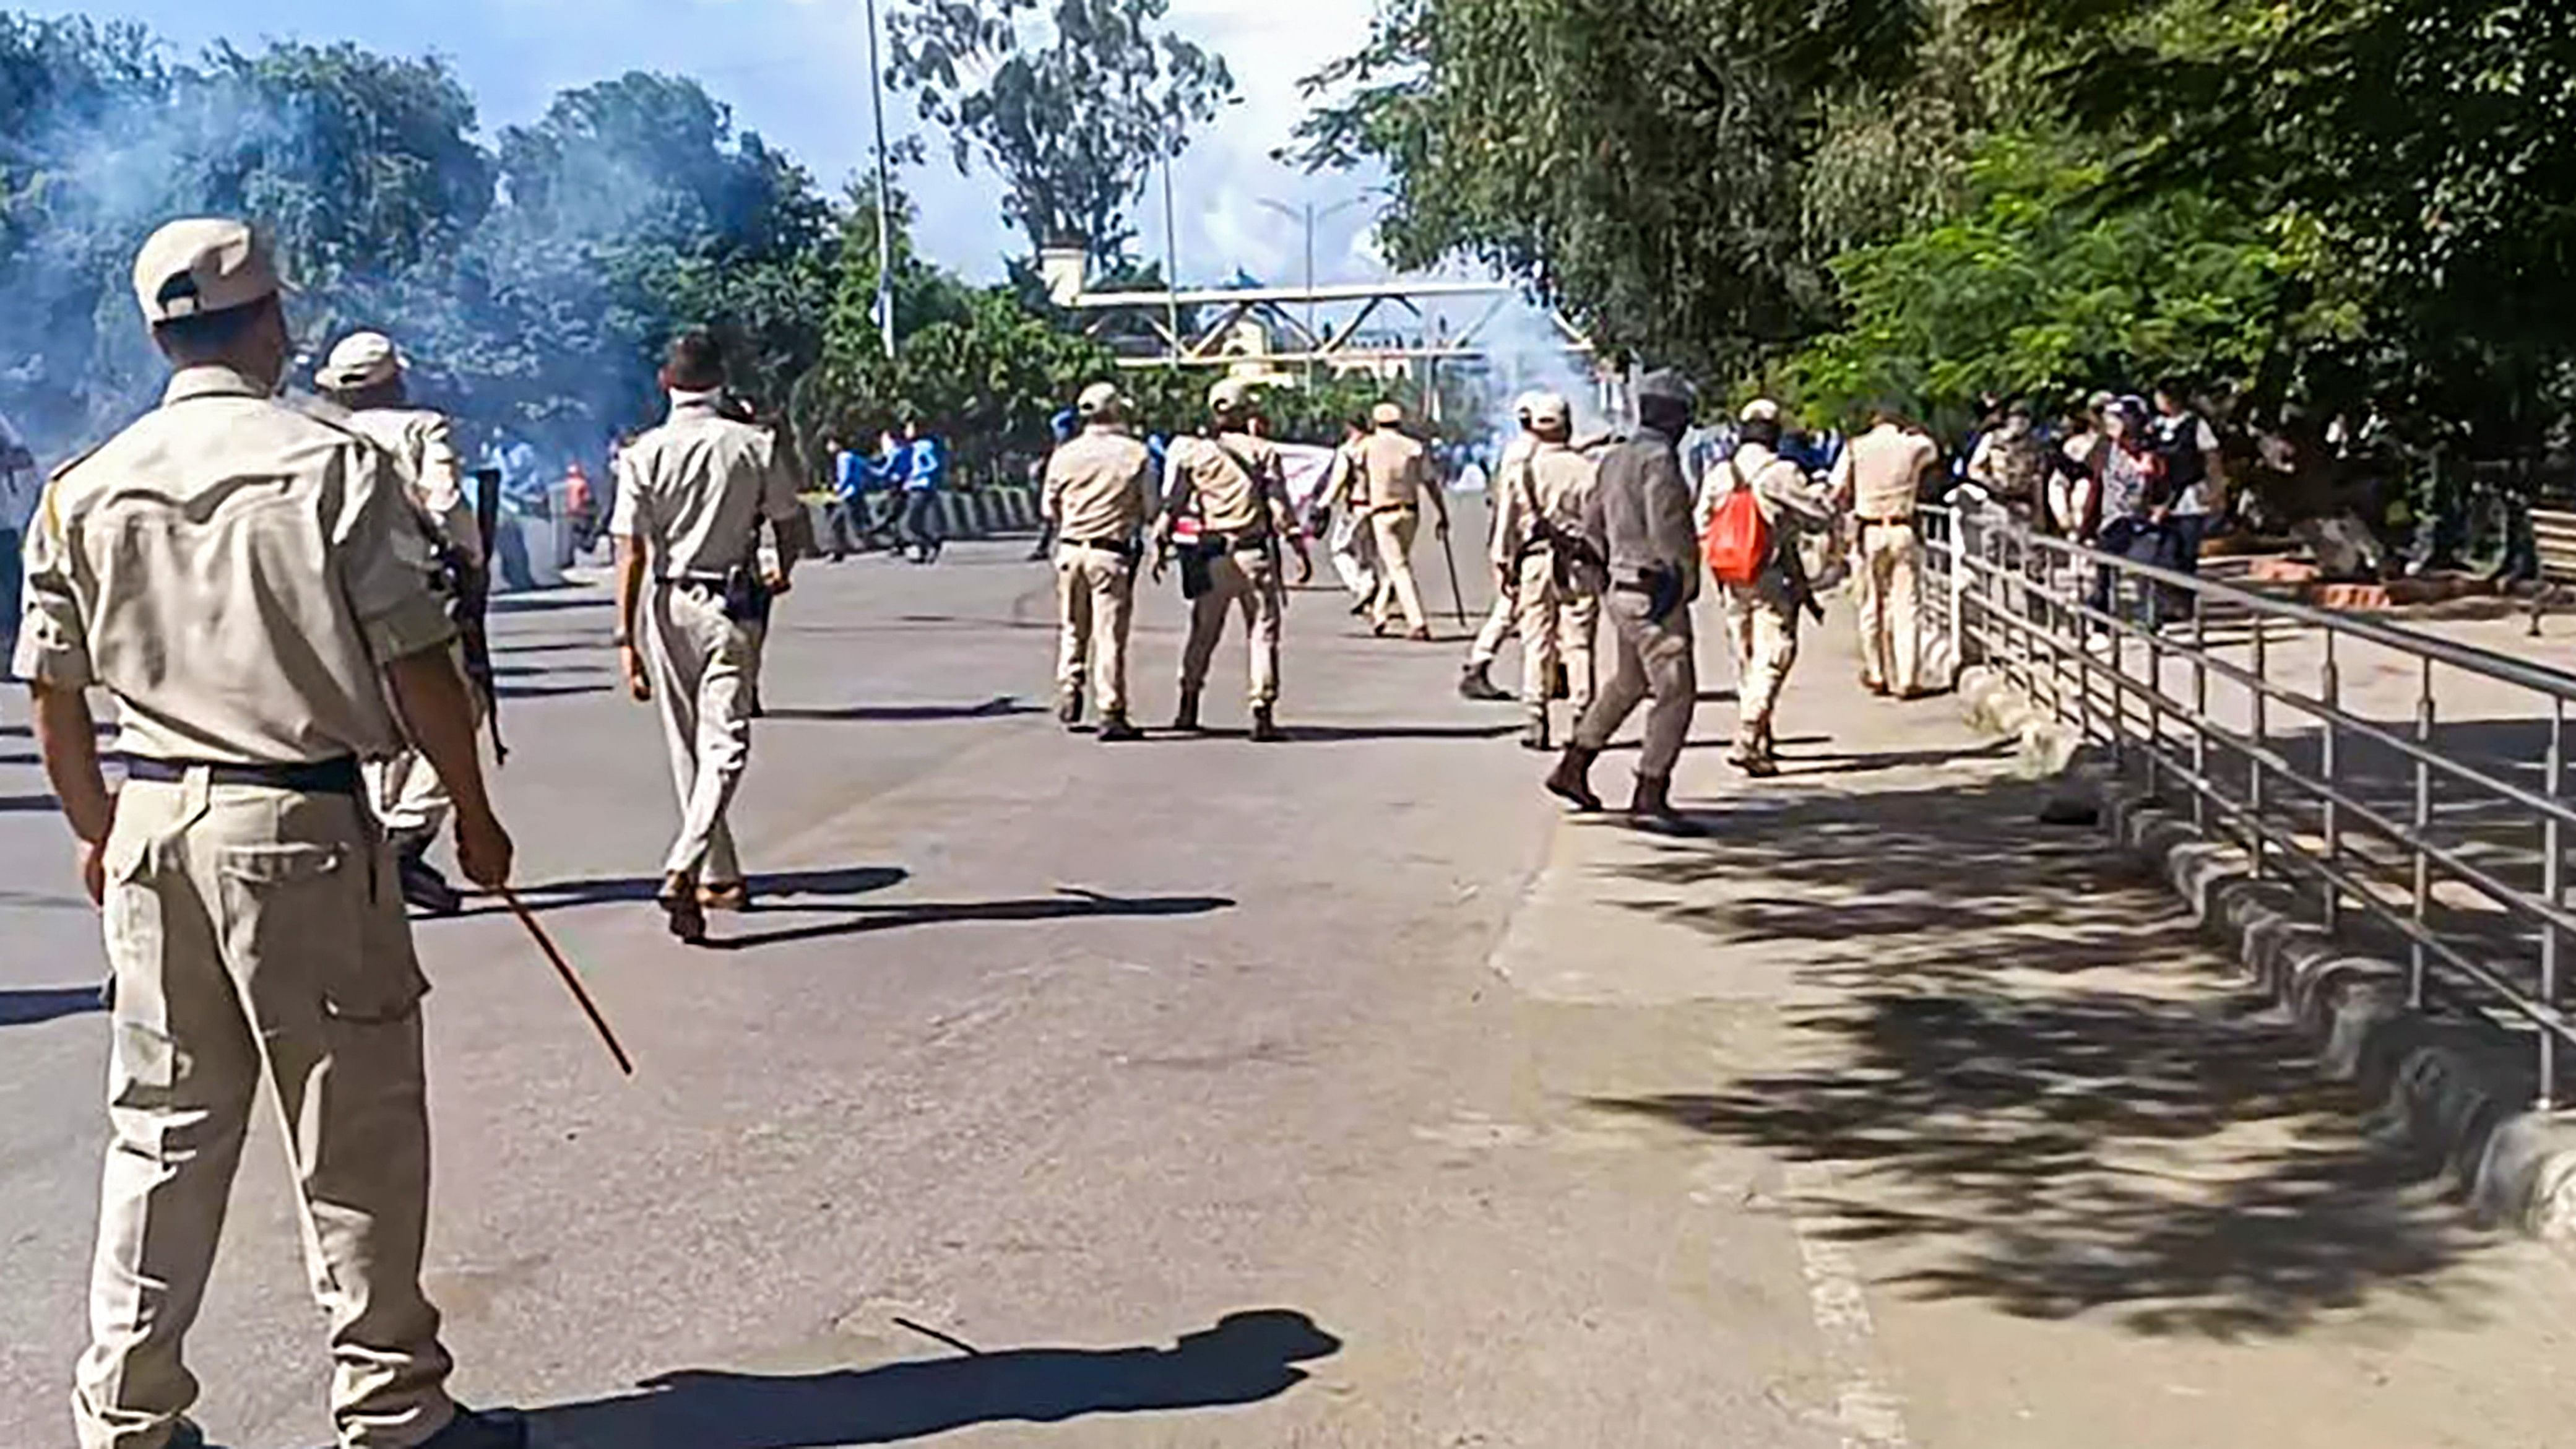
left=884, top=0, right=1235, bottom=261
left=1294, top=0, right=1936, bottom=381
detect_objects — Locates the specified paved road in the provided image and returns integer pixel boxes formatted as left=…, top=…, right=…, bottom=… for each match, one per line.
left=6, top=537, right=2573, bottom=1448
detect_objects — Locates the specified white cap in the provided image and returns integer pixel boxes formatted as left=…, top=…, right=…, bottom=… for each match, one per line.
left=1740, top=398, right=1783, bottom=425
left=318, top=331, right=403, bottom=391
left=132, top=218, right=282, bottom=323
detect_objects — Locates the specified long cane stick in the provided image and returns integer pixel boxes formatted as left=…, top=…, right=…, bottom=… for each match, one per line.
left=1437, top=516, right=1470, bottom=629
left=498, top=887, right=635, bottom=1076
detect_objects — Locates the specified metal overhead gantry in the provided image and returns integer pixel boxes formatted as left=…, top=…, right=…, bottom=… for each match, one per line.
left=1060, top=278, right=1600, bottom=372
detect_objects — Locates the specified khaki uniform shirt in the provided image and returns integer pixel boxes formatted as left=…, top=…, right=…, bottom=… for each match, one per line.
left=1486, top=433, right=1539, bottom=566
left=1164, top=431, right=1290, bottom=538
left=1492, top=439, right=1596, bottom=569
left=1320, top=439, right=1370, bottom=513
left=1360, top=429, right=1432, bottom=511
left=1043, top=426, right=1154, bottom=543
left=1831, top=423, right=1938, bottom=522
left=344, top=406, right=481, bottom=567
left=12, top=365, right=457, bottom=764
left=609, top=393, right=802, bottom=578
left=1586, top=426, right=1699, bottom=600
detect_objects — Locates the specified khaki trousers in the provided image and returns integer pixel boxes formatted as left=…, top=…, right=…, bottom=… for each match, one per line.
left=1368, top=509, right=1427, bottom=631
left=1179, top=547, right=1284, bottom=706
left=644, top=584, right=756, bottom=883
left=1576, top=586, right=1698, bottom=779
left=1055, top=543, right=1137, bottom=716
left=361, top=648, right=480, bottom=838
left=79, top=775, right=455, bottom=1449
left=1856, top=519, right=1922, bottom=694
left=1515, top=554, right=1598, bottom=714
left=1328, top=509, right=1378, bottom=602
left=1467, top=586, right=1518, bottom=667
left=1724, top=579, right=1799, bottom=746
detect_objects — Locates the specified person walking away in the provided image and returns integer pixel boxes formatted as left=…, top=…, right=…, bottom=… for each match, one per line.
left=610, top=329, right=802, bottom=943
left=1159, top=379, right=1295, bottom=742
left=1459, top=393, right=1546, bottom=702
left=1830, top=406, right=1940, bottom=698
left=897, top=419, right=946, bottom=563
left=1316, top=417, right=1381, bottom=612
left=316, top=330, right=488, bottom=919
left=1500, top=392, right=1604, bottom=751
left=2152, top=379, right=2228, bottom=615
left=1545, top=370, right=1705, bottom=835
left=1701, top=400, right=1836, bottom=776
left=1045, top=383, right=1154, bottom=742
left=1358, top=401, right=1452, bottom=641
left=1031, top=405, right=1079, bottom=560
left=20, top=218, right=525, bottom=1449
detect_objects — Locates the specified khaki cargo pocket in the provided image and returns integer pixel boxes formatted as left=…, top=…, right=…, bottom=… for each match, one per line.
left=217, top=841, right=421, bottom=1023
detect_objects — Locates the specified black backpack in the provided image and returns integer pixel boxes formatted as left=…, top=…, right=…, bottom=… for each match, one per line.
left=2158, top=412, right=2210, bottom=495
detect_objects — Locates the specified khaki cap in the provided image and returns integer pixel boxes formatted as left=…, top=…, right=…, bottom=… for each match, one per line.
left=1524, top=392, right=1571, bottom=430
left=318, top=331, right=403, bottom=391
left=1208, top=378, right=1257, bottom=415
left=1370, top=401, right=1405, bottom=426
left=1076, top=381, right=1123, bottom=417
left=1740, top=398, right=1782, bottom=425
left=132, top=218, right=282, bottom=323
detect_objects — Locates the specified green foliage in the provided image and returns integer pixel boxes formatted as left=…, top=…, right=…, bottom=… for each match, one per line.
left=886, top=0, right=1235, bottom=259
left=1785, top=133, right=2315, bottom=433
left=1294, top=0, right=1937, bottom=378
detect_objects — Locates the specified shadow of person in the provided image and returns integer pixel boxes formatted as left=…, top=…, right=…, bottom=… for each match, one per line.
left=0, top=986, right=106, bottom=1029
left=532, top=1309, right=1341, bottom=1448
left=763, top=697, right=1036, bottom=724
left=703, top=886, right=1235, bottom=952
left=451, top=867, right=910, bottom=920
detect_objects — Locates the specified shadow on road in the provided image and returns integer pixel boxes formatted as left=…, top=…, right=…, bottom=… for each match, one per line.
left=491, top=593, right=610, bottom=616
left=1, top=986, right=104, bottom=1027
left=456, top=867, right=911, bottom=920
left=1240, top=722, right=1519, bottom=744
left=763, top=696, right=1035, bottom=724
left=1, top=792, right=59, bottom=813
left=704, top=886, right=1234, bottom=952
left=529, top=1310, right=1339, bottom=1448
left=1585, top=776, right=2497, bottom=1340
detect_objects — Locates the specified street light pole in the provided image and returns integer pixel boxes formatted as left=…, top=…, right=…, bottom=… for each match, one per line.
left=863, top=0, right=897, bottom=360
left=1161, top=141, right=1182, bottom=373
left=1258, top=194, right=1370, bottom=381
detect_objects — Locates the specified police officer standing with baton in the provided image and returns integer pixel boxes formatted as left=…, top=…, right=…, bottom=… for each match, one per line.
left=18, top=218, right=526, bottom=1449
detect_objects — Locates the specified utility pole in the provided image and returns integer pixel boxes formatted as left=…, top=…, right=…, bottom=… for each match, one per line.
left=863, top=0, right=897, bottom=360
left=1162, top=135, right=1183, bottom=372
left=1258, top=194, right=1369, bottom=382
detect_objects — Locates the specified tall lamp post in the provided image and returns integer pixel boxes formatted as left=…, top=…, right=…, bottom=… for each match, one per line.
left=1257, top=194, right=1371, bottom=382
left=863, top=0, right=897, bottom=360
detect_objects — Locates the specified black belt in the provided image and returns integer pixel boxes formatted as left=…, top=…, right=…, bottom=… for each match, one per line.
left=1199, top=532, right=1272, bottom=555
left=1861, top=516, right=1917, bottom=528
left=1063, top=536, right=1140, bottom=555
left=123, top=755, right=363, bottom=796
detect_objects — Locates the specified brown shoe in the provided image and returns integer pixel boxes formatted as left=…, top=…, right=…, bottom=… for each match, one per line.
left=658, top=872, right=707, bottom=945
left=1406, top=626, right=1433, bottom=642
left=698, top=880, right=752, bottom=912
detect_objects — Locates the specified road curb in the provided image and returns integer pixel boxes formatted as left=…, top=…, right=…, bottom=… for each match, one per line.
left=1956, top=665, right=2576, bottom=1248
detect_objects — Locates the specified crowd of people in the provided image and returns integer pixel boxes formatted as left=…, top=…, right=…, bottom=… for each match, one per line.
left=817, top=422, right=951, bottom=564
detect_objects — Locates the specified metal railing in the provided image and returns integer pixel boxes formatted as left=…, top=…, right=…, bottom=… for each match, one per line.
left=1919, top=505, right=2576, bottom=1108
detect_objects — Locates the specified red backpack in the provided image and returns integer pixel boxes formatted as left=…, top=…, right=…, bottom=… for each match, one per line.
left=1701, top=462, right=1771, bottom=587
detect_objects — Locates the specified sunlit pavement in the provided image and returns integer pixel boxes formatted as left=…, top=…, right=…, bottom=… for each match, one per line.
left=6, top=532, right=2574, bottom=1449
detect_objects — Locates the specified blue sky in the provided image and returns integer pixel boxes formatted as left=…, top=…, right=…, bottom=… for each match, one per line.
left=29, top=0, right=1394, bottom=284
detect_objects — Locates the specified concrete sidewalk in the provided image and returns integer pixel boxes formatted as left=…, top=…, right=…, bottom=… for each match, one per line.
left=1485, top=601, right=2576, bottom=1449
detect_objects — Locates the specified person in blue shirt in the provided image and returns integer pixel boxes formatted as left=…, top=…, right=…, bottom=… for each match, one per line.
left=896, top=418, right=947, bottom=564
left=1028, top=405, right=1081, bottom=560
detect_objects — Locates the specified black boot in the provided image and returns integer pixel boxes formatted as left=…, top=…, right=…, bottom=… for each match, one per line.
left=1519, top=710, right=1552, bottom=752
left=1458, top=662, right=1510, bottom=702
left=1627, top=774, right=1708, bottom=837
left=1171, top=688, right=1203, bottom=733
left=1057, top=685, right=1084, bottom=727
left=1098, top=711, right=1143, bottom=743
left=392, top=829, right=463, bottom=916
left=1250, top=705, right=1286, bottom=743
left=657, top=872, right=707, bottom=946
left=1545, top=743, right=1604, bottom=812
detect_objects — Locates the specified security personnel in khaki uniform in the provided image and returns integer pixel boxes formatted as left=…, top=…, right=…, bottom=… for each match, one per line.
left=1700, top=399, right=1836, bottom=776
left=1492, top=392, right=1602, bottom=751
left=609, top=330, right=802, bottom=944
left=1458, top=391, right=1545, bottom=702
left=1830, top=407, right=1940, bottom=698
left=1044, top=381, right=1154, bottom=742
left=1316, top=416, right=1380, bottom=612
left=1159, top=378, right=1295, bottom=742
left=17, top=220, right=523, bottom=1449
left=1545, top=369, right=1705, bottom=835
left=1357, top=400, right=1451, bottom=640
left=316, top=331, right=484, bottom=916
